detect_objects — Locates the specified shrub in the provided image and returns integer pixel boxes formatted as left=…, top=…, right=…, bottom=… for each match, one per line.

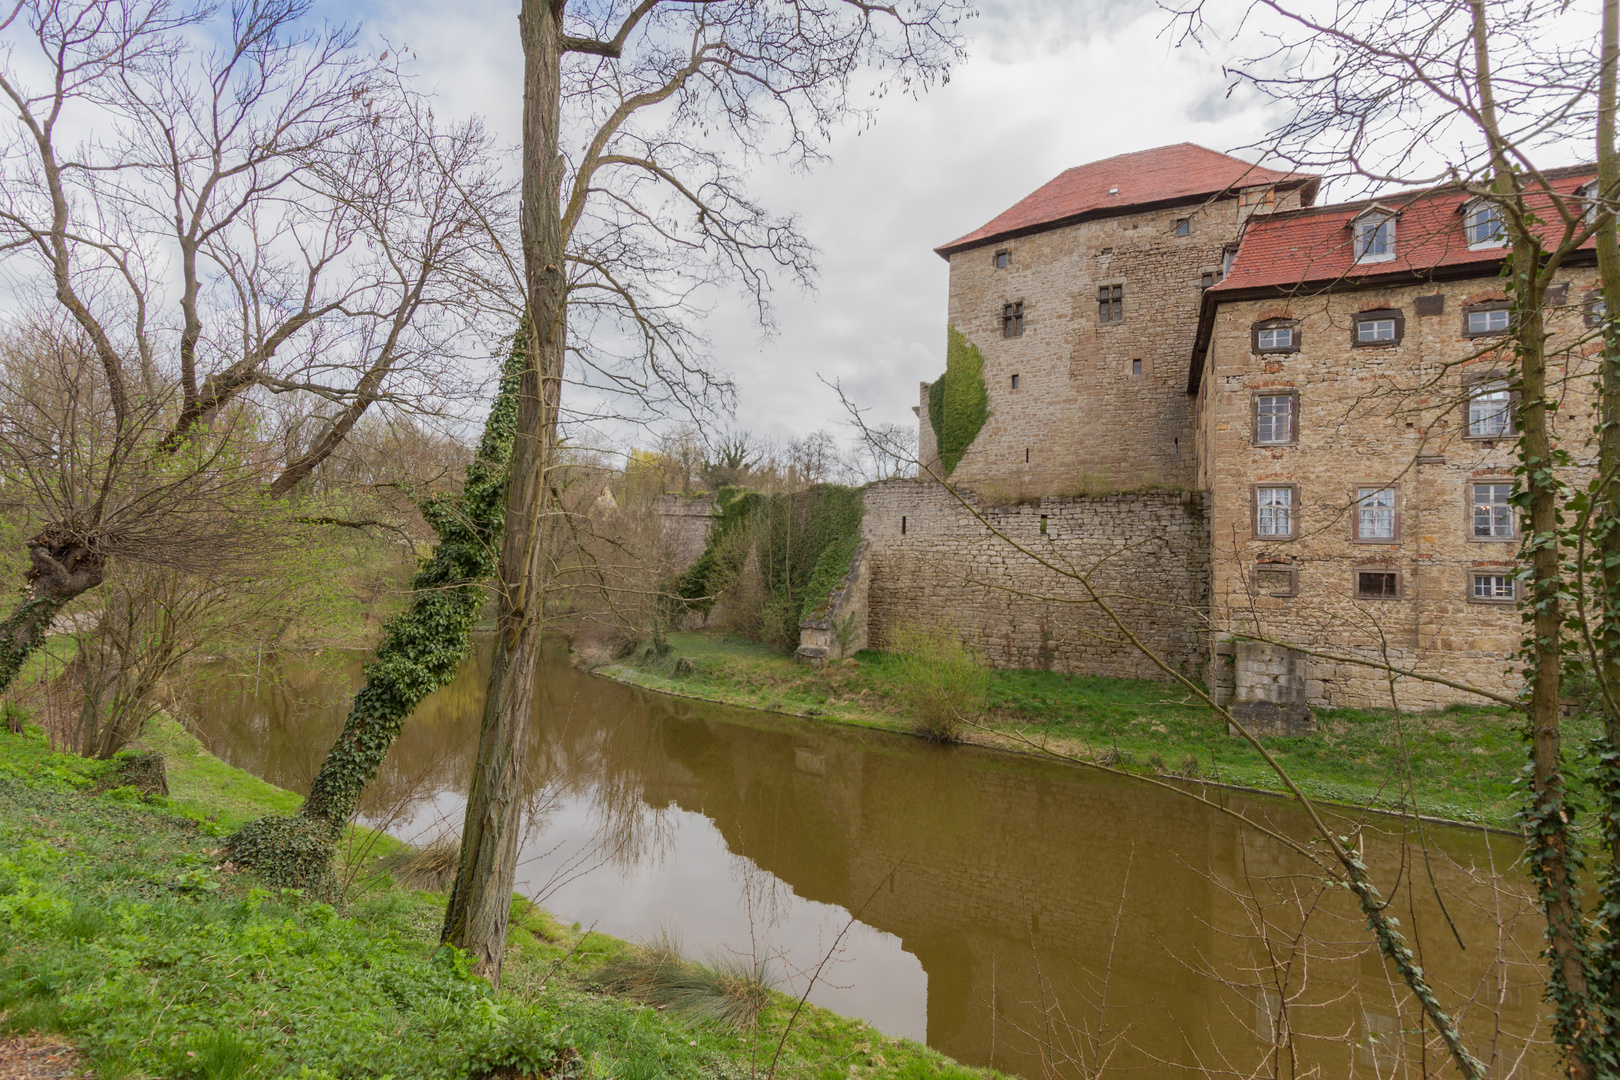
left=888, top=622, right=989, bottom=742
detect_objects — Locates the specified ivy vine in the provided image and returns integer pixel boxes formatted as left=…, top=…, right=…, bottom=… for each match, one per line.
left=927, top=327, right=990, bottom=476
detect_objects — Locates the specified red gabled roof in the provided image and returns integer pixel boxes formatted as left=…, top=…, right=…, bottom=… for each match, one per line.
left=935, top=143, right=1316, bottom=259
left=1212, top=166, right=1598, bottom=293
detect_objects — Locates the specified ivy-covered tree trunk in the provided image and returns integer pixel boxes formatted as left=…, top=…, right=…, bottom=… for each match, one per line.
left=225, top=334, right=525, bottom=888
left=0, top=526, right=106, bottom=697
left=439, top=0, right=567, bottom=989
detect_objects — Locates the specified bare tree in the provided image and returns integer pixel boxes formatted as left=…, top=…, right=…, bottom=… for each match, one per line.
left=439, top=0, right=969, bottom=986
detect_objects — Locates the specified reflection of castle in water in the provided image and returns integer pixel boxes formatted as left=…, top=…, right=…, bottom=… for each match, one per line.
left=184, top=644, right=1547, bottom=1078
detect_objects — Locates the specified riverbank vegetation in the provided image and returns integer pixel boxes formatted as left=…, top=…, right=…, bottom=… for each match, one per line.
left=0, top=719, right=988, bottom=1080
left=601, top=630, right=1547, bottom=826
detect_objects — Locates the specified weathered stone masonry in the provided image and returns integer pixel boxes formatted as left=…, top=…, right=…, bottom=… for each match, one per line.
left=860, top=479, right=1211, bottom=681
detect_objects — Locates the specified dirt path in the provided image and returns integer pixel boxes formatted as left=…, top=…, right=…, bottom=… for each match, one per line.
left=0, top=1037, right=87, bottom=1080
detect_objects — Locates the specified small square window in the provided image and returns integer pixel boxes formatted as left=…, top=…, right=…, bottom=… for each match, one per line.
left=1011, top=373, right=1020, bottom=390
left=1002, top=302, right=1024, bottom=338
left=1199, top=270, right=1219, bottom=290
left=1253, top=485, right=1296, bottom=538
left=993, top=249, right=1010, bottom=270
left=1471, top=572, right=1516, bottom=602
left=1467, top=380, right=1514, bottom=438
left=1175, top=217, right=1191, bottom=237
left=1098, top=284, right=1123, bottom=324
left=1357, top=317, right=1398, bottom=343
left=1252, top=320, right=1300, bottom=353
left=1253, top=393, right=1296, bottom=445
left=1472, top=482, right=1515, bottom=538
left=1465, top=304, right=1510, bottom=336
left=1131, top=358, right=1142, bottom=377
left=1354, top=487, right=1398, bottom=542
left=1356, top=570, right=1401, bottom=599
left=1586, top=295, right=1608, bottom=328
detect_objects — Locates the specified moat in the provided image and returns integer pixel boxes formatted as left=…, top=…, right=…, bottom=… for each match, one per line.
left=181, top=641, right=1549, bottom=1077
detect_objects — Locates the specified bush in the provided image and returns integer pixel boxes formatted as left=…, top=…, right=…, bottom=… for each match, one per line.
left=888, top=622, right=989, bottom=742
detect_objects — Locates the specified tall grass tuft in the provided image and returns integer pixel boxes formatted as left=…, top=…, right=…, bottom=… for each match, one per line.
left=378, top=835, right=460, bottom=892
left=889, top=621, right=989, bottom=742
left=594, top=932, right=775, bottom=1030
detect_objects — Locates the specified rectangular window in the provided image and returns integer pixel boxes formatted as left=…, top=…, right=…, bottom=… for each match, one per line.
left=993, top=249, right=1010, bottom=269
left=1002, top=302, right=1024, bottom=338
left=1175, top=217, right=1191, bottom=237
left=1257, top=326, right=1294, bottom=351
left=1356, top=570, right=1401, bottom=599
left=1254, top=485, right=1295, bottom=538
left=1131, top=358, right=1142, bottom=377
left=1466, top=202, right=1504, bottom=246
left=1468, top=381, right=1513, bottom=437
left=1357, top=317, right=1398, bottom=343
left=1254, top=394, right=1295, bottom=445
left=1355, top=216, right=1396, bottom=262
left=1473, top=482, right=1514, bottom=538
left=1010, top=373, right=1020, bottom=389
left=1098, top=284, right=1123, bottom=323
left=1200, top=270, right=1218, bottom=290
left=1472, top=572, right=1516, bottom=602
left=1466, top=306, right=1510, bottom=336
left=1587, top=296, right=1608, bottom=328
left=1355, top=487, right=1398, bottom=542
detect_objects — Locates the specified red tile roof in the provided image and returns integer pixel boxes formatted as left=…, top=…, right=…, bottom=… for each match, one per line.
left=935, top=143, right=1316, bottom=258
left=1212, top=167, right=1598, bottom=293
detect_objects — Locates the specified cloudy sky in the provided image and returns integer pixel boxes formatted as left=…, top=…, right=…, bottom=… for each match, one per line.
left=337, top=0, right=1294, bottom=449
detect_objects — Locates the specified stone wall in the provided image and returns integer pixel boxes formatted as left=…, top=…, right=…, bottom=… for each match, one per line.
left=938, top=191, right=1306, bottom=496
left=653, top=493, right=717, bottom=572
left=1200, top=268, right=1602, bottom=708
left=863, top=479, right=1210, bottom=681
left=796, top=540, right=870, bottom=664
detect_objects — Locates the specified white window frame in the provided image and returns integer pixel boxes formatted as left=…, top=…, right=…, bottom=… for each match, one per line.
left=1254, top=394, right=1295, bottom=445
left=1255, top=485, right=1295, bottom=538
left=1468, top=381, right=1514, bottom=438
left=1472, top=482, right=1515, bottom=540
left=1467, top=307, right=1510, bottom=335
left=1257, top=326, right=1294, bottom=351
left=1354, top=214, right=1397, bottom=263
left=1470, top=572, right=1517, bottom=603
left=1355, top=487, right=1397, bottom=542
left=1464, top=200, right=1506, bottom=249
left=1357, top=317, right=1398, bottom=343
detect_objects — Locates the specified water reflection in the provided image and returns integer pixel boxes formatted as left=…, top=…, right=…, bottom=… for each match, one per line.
left=181, top=642, right=1551, bottom=1078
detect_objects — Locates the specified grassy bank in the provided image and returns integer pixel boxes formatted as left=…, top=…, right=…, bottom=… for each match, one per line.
left=601, top=631, right=1553, bottom=827
left=0, top=720, right=988, bottom=1080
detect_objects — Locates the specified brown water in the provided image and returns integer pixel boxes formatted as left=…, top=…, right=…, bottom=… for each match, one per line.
left=181, top=642, right=1552, bottom=1078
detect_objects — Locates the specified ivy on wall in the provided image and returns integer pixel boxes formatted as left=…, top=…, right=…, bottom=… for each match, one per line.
left=226, top=328, right=526, bottom=891
left=927, top=327, right=990, bottom=476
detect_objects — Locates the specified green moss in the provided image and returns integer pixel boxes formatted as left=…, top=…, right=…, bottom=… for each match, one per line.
left=927, top=328, right=990, bottom=476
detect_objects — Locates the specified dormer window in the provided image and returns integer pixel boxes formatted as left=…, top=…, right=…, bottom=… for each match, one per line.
left=1222, top=246, right=1238, bottom=276
left=1578, top=180, right=1602, bottom=226
left=1353, top=210, right=1397, bottom=263
left=1464, top=199, right=1505, bottom=248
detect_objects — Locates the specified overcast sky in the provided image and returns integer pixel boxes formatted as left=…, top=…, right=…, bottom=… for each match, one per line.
left=337, top=0, right=1295, bottom=449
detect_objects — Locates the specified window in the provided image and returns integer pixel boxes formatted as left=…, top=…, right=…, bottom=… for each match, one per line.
left=1253, top=393, right=1297, bottom=446
left=1098, top=284, right=1123, bottom=324
left=1356, top=570, right=1402, bottom=599
left=1473, top=482, right=1515, bottom=539
left=1587, top=295, right=1609, bottom=328
left=1467, top=380, right=1514, bottom=438
left=1252, top=320, right=1300, bottom=353
left=1253, top=564, right=1298, bottom=597
left=1465, top=303, right=1510, bottom=337
left=993, top=249, right=1010, bottom=269
left=1039, top=514, right=1048, bottom=534
left=1465, top=200, right=1504, bottom=247
left=1011, top=373, right=1020, bottom=390
left=1578, top=180, right=1601, bottom=226
left=1354, top=214, right=1396, bottom=263
left=1353, top=310, right=1404, bottom=346
left=1239, top=188, right=1276, bottom=218
left=1471, top=572, right=1517, bottom=602
left=1199, top=269, right=1222, bottom=290
left=1002, top=302, right=1024, bottom=338
left=1175, top=217, right=1191, bottom=237
left=1253, top=484, right=1297, bottom=538
left=1223, top=247, right=1239, bottom=277
left=1354, top=486, right=1399, bottom=542
left=1131, top=358, right=1142, bottom=377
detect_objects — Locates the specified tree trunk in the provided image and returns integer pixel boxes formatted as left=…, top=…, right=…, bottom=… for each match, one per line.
left=0, top=526, right=106, bottom=697
left=439, top=0, right=567, bottom=988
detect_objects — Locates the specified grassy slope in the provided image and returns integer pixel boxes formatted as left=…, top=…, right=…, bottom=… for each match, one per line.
left=604, top=631, right=1560, bottom=827
left=0, top=722, right=989, bottom=1080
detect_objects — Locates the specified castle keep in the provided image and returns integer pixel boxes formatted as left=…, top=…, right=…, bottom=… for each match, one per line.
left=807, top=143, right=1606, bottom=713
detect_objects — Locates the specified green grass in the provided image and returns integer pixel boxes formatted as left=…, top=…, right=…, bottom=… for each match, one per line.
left=604, top=631, right=1562, bottom=827
left=0, top=720, right=993, bottom=1080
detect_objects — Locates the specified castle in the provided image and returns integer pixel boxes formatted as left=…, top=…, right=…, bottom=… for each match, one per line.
left=801, top=143, right=1606, bottom=717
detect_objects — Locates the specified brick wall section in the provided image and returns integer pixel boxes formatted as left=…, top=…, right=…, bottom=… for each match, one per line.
left=863, top=478, right=1211, bottom=680
left=938, top=193, right=1305, bottom=495
left=1200, top=270, right=1601, bottom=708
